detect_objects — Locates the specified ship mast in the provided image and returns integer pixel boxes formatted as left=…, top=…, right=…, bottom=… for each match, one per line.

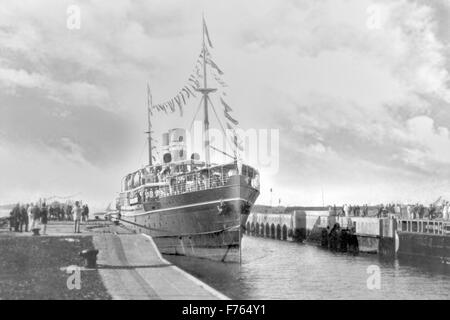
left=146, top=84, right=153, bottom=166
left=197, top=16, right=216, bottom=167
left=147, top=110, right=153, bottom=166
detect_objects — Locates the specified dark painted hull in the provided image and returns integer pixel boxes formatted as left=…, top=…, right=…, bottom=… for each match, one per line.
left=119, top=175, right=259, bottom=262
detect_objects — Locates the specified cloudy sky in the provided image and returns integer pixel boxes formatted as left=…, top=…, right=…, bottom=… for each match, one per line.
left=1, top=0, right=449, bottom=209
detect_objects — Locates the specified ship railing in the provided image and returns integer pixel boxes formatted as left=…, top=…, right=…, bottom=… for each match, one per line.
left=160, top=174, right=232, bottom=197
left=123, top=169, right=258, bottom=203
left=120, top=175, right=231, bottom=202
left=397, top=219, right=450, bottom=236
left=120, top=181, right=169, bottom=195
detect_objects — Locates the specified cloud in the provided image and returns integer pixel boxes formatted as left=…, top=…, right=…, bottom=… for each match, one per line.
left=0, top=0, right=449, bottom=207
left=393, top=116, right=450, bottom=169
left=0, top=139, right=121, bottom=211
left=0, top=67, right=111, bottom=107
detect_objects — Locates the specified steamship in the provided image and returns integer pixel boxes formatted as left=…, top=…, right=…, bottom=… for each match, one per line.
left=115, top=19, right=260, bottom=262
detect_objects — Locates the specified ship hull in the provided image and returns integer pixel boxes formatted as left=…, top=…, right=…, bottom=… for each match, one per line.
left=119, top=176, right=259, bottom=262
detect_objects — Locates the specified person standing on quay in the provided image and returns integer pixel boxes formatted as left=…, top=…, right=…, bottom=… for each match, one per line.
left=40, top=203, right=48, bottom=235
left=443, top=201, right=449, bottom=220
left=83, top=204, right=89, bottom=222
left=27, top=203, right=33, bottom=231
left=81, top=204, right=86, bottom=222
left=72, top=201, right=82, bottom=233
left=20, top=204, right=28, bottom=232
left=13, top=203, right=21, bottom=232
left=9, top=207, right=16, bottom=231
left=31, top=203, right=40, bottom=230
left=67, top=204, right=73, bottom=221
left=343, top=204, right=349, bottom=217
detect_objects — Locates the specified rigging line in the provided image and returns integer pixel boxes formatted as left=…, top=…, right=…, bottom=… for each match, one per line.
left=208, top=95, right=236, bottom=156
left=210, top=145, right=235, bottom=160
left=207, top=95, right=237, bottom=158
left=189, top=95, right=204, bottom=131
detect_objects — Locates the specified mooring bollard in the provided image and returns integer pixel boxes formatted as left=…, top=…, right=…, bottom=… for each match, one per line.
left=31, top=228, right=41, bottom=236
left=79, top=249, right=99, bottom=268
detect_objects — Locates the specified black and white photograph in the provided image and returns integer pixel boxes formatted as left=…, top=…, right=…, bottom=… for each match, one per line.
left=0, top=0, right=449, bottom=306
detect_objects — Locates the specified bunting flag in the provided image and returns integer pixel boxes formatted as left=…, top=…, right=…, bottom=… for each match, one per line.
left=207, top=58, right=224, bottom=75
left=150, top=18, right=234, bottom=124
left=224, top=110, right=239, bottom=126
left=151, top=60, right=203, bottom=116
left=195, top=65, right=203, bottom=78
left=185, top=86, right=196, bottom=97
left=174, top=96, right=183, bottom=116
left=182, top=87, right=190, bottom=98
left=203, top=17, right=213, bottom=48
left=173, top=96, right=181, bottom=111
left=189, top=77, right=200, bottom=87
left=234, top=135, right=244, bottom=151
left=217, top=78, right=228, bottom=87
left=226, top=123, right=244, bottom=151
left=169, top=100, right=175, bottom=112
left=190, top=83, right=199, bottom=92
left=220, top=97, right=233, bottom=112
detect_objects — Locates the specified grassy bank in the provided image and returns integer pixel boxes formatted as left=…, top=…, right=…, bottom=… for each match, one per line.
left=0, top=235, right=111, bottom=300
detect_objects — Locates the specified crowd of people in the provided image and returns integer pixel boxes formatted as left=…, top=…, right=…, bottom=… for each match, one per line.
left=8, top=201, right=90, bottom=235
left=331, top=202, right=450, bottom=220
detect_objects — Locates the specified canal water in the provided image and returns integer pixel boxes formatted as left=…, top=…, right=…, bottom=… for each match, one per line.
left=165, top=236, right=450, bottom=300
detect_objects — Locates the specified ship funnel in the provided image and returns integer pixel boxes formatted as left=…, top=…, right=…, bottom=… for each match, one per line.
left=160, top=128, right=187, bottom=163
left=162, top=132, right=170, bottom=146
left=169, top=128, right=187, bottom=162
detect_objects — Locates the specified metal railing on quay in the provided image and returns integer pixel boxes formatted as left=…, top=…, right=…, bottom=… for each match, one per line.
left=398, top=219, right=450, bottom=235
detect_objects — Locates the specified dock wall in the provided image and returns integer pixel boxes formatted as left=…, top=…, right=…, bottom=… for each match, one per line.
left=397, top=233, right=450, bottom=263
left=247, top=209, right=396, bottom=255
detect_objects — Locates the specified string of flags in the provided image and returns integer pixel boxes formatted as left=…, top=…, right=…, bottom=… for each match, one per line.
left=149, top=17, right=243, bottom=153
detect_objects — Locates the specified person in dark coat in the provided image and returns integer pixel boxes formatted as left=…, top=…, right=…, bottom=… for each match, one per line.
left=49, top=206, right=54, bottom=221
left=66, top=205, right=73, bottom=221
left=83, top=204, right=89, bottom=222
left=321, top=226, right=329, bottom=247
left=9, top=208, right=16, bottom=231
left=329, top=223, right=340, bottom=251
left=12, top=203, right=21, bottom=232
left=40, top=203, right=48, bottom=235
left=20, top=204, right=28, bottom=232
